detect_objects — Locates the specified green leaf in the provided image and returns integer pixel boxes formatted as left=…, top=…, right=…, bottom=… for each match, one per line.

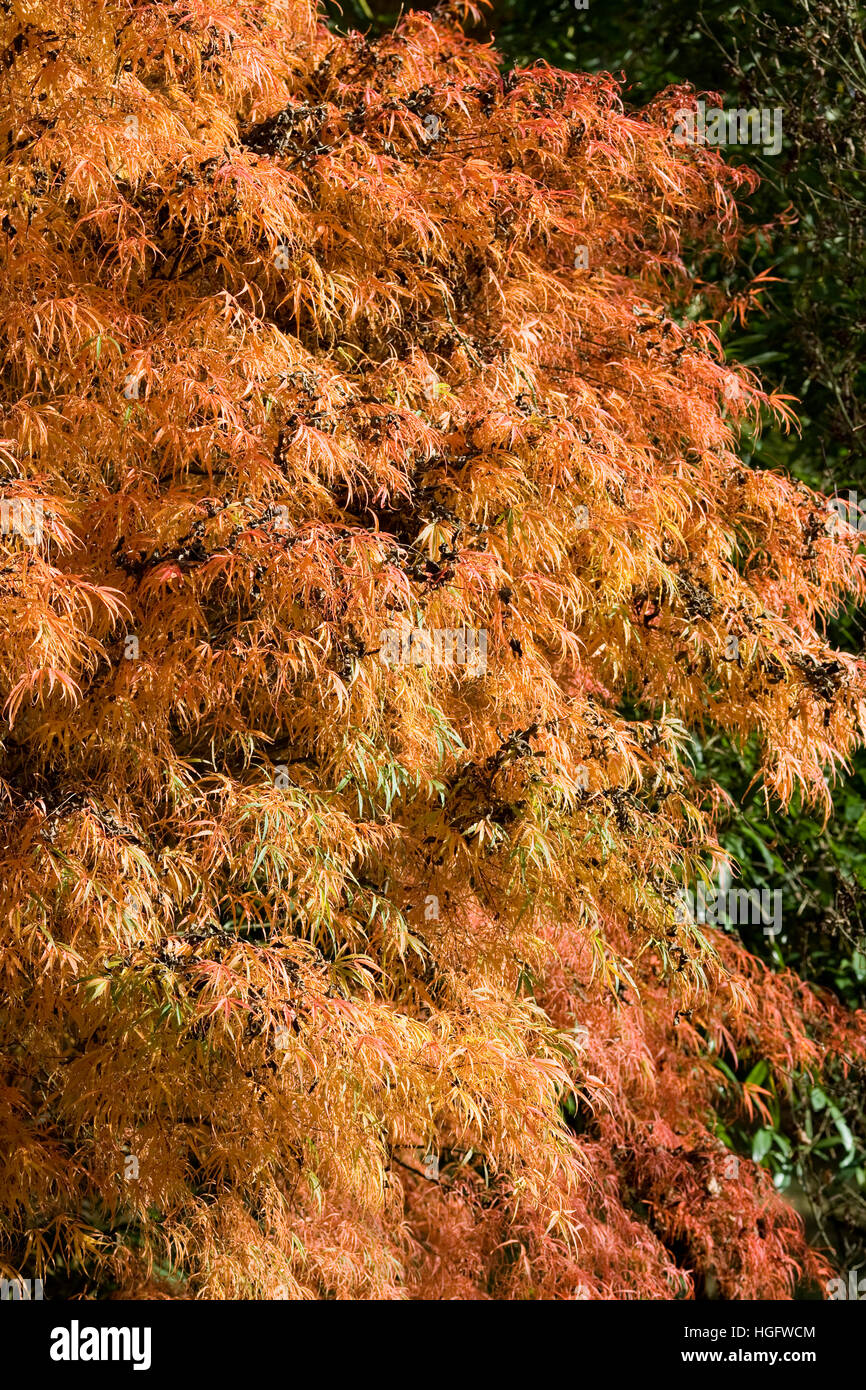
left=752, top=1129, right=774, bottom=1163
left=744, top=1059, right=769, bottom=1088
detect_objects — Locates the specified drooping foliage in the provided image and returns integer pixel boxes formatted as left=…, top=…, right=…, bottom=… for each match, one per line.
left=452, top=0, right=866, bottom=1266
left=1, top=0, right=865, bottom=1299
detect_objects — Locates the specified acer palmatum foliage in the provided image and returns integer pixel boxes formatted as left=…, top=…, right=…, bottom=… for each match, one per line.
left=0, top=0, right=864, bottom=1299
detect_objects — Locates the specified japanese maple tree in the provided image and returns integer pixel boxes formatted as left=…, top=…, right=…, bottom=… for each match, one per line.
left=1, top=0, right=864, bottom=1299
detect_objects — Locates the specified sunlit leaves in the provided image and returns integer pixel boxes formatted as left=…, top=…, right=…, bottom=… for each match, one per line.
left=0, top=0, right=863, bottom=1302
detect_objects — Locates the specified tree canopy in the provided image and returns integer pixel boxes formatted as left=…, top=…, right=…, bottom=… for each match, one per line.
left=1, top=0, right=865, bottom=1298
